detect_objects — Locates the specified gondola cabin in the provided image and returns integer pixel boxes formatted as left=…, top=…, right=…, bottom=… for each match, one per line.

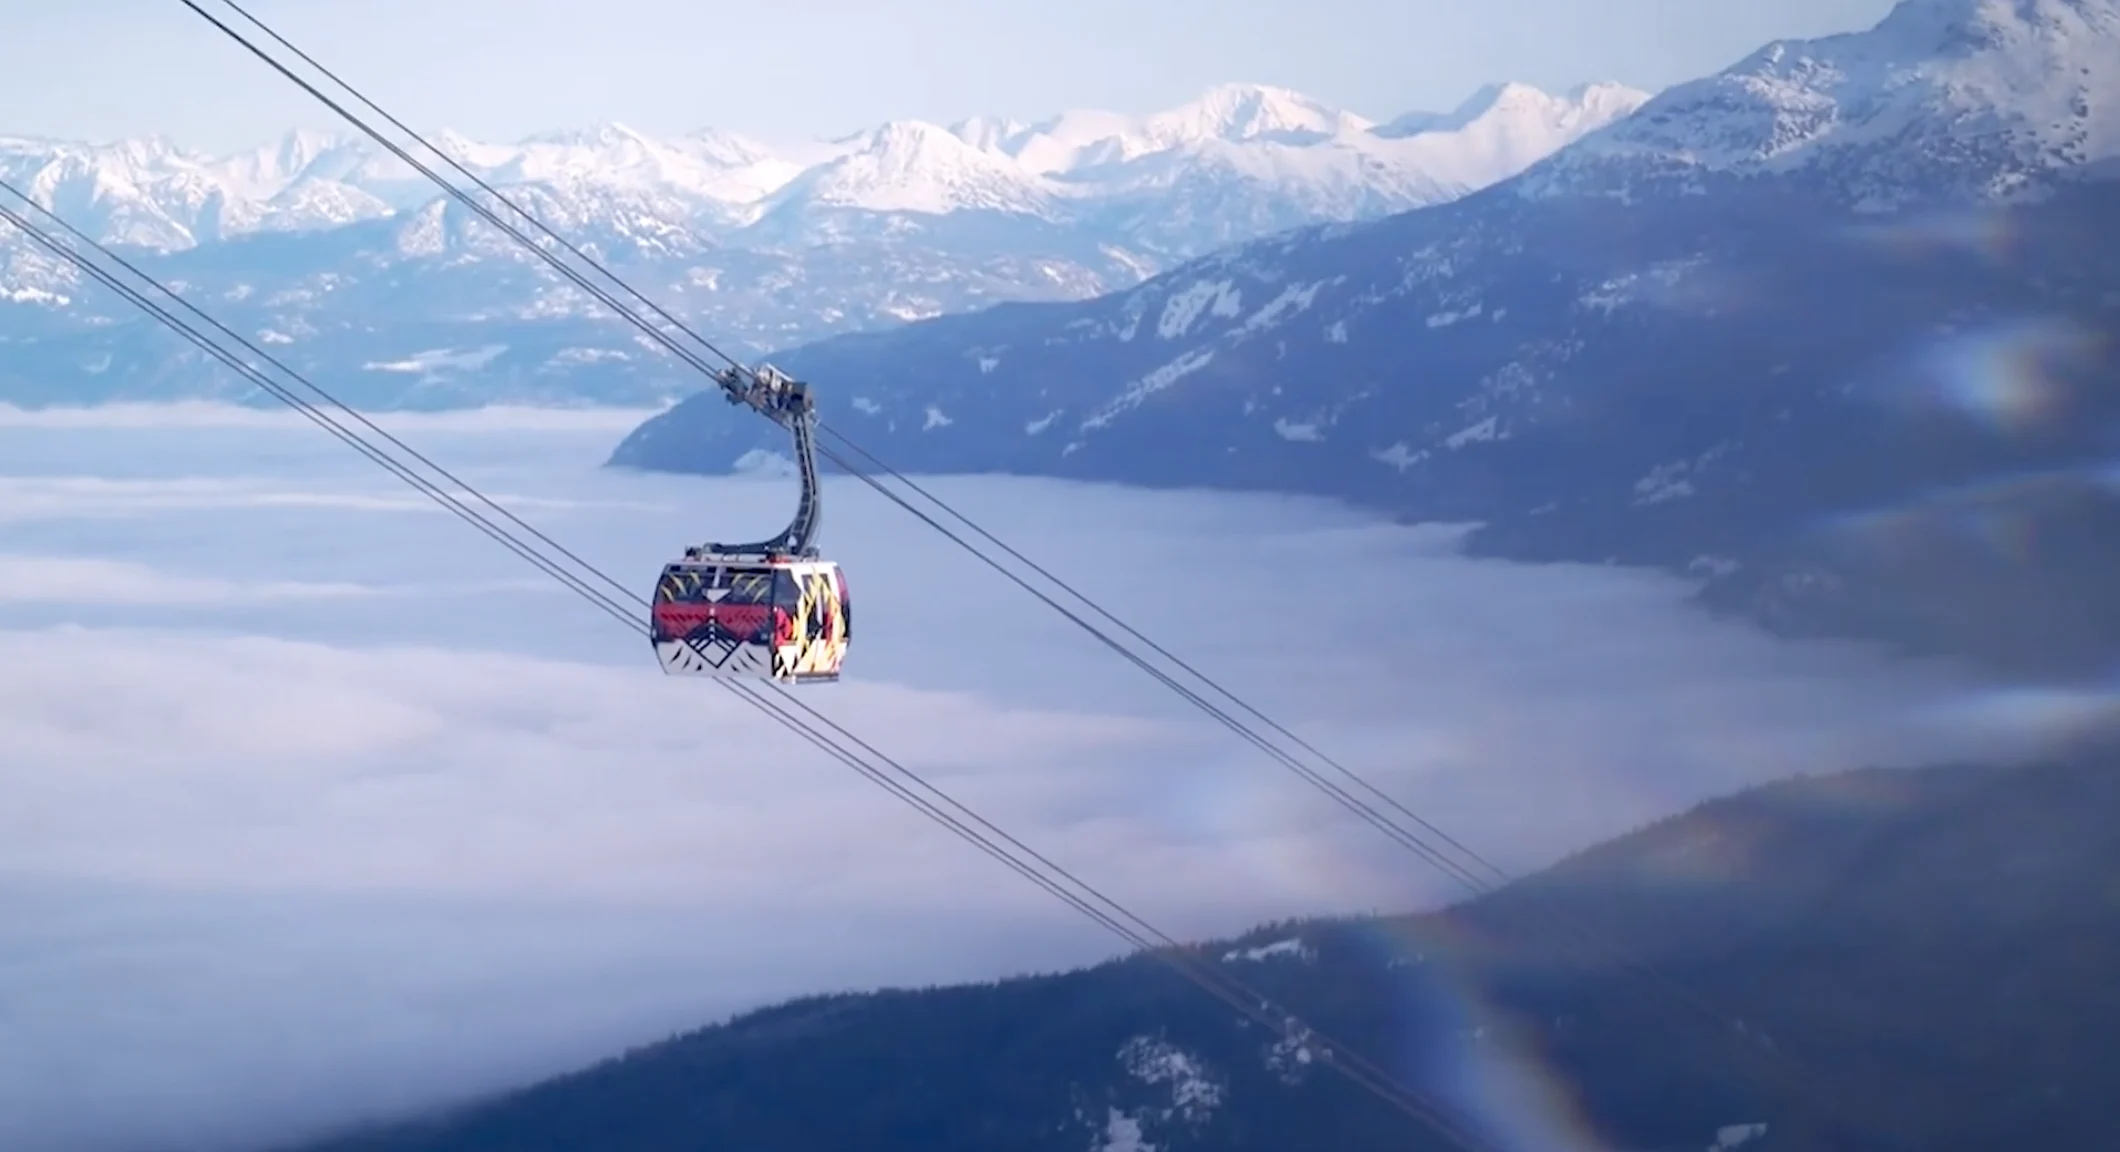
left=651, top=556, right=849, bottom=683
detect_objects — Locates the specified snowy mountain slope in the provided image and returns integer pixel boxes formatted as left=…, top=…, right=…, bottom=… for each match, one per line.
left=455, top=123, right=799, bottom=210
left=764, top=120, right=1063, bottom=217
left=611, top=0, right=2120, bottom=676
left=1377, top=81, right=1652, bottom=154
left=739, top=120, right=1077, bottom=249
left=1007, top=83, right=1375, bottom=172
left=0, top=81, right=1642, bottom=406
left=1518, top=0, right=2120, bottom=206
left=1053, top=82, right=1659, bottom=253
left=0, top=132, right=394, bottom=248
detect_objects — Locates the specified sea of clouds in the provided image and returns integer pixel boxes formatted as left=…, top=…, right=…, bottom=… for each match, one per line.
left=0, top=404, right=2089, bottom=1152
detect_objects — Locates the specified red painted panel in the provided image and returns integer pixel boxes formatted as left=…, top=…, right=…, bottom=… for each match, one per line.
left=652, top=602, right=773, bottom=640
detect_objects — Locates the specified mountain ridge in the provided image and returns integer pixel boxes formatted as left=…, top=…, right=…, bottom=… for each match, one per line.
left=279, top=749, right=2120, bottom=1152
left=0, top=80, right=1646, bottom=407
left=0, top=79, right=1649, bottom=253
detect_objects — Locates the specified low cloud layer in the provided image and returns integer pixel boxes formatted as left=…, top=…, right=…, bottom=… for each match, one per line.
left=0, top=409, right=2085, bottom=1152
left=0, top=557, right=378, bottom=604
left=0, top=402, right=666, bottom=432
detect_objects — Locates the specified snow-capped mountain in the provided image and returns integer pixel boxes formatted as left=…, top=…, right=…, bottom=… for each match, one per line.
left=1518, top=0, right=2120, bottom=206
left=0, top=81, right=1645, bottom=407
left=612, top=0, right=2120, bottom=677
left=766, top=120, right=1061, bottom=217
left=0, top=130, right=396, bottom=249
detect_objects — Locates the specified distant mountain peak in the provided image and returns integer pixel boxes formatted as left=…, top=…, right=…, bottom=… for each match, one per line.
left=1565, top=80, right=1658, bottom=116
left=260, top=127, right=351, bottom=168
left=863, top=118, right=963, bottom=150
left=1372, top=80, right=1651, bottom=140
left=1454, top=80, right=1548, bottom=116
left=519, top=121, right=654, bottom=149
left=1140, top=82, right=1372, bottom=147
left=949, top=114, right=1030, bottom=152
left=426, top=127, right=483, bottom=162
left=680, top=127, right=783, bottom=169
left=764, top=117, right=1058, bottom=216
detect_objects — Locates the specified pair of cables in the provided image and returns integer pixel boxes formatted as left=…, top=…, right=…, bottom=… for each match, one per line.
left=0, top=179, right=1503, bottom=1149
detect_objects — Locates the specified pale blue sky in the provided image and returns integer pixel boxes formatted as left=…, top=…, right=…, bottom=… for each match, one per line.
left=7, top=0, right=1899, bottom=153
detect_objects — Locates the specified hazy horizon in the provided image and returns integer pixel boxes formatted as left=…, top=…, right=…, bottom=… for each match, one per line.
left=1, top=0, right=1898, bottom=153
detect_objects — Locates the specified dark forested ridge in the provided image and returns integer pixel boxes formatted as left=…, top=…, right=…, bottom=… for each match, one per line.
left=287, top=748, right=2120, bottom=1152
